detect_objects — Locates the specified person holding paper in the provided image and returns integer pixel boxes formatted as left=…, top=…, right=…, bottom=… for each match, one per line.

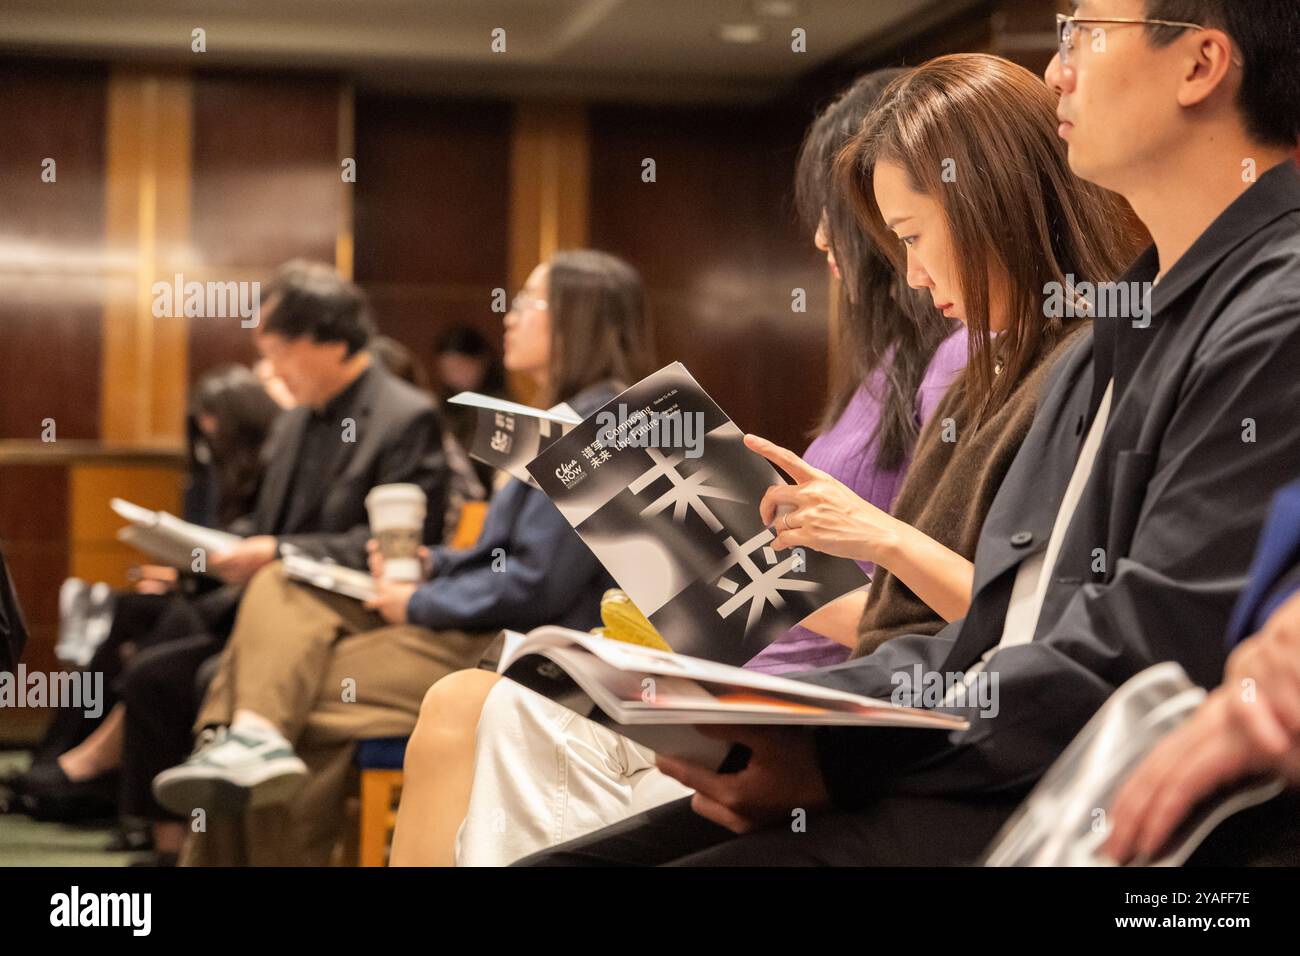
left=522, top=3, right=1300, bottom=865
left=1101, top=480, right=1300, bottom=865
left=9, top=364, right=280, bottom=826
left=388, top=59, right=1137, bottom=866
left=153, top=249, right=653, bottom=866
left=19, top=261, right=451, bottom=863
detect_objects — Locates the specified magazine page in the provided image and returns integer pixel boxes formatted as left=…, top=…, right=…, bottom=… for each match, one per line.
left=111, top=498, right=243, bottom=568
left=281, top=553, right=377, bottom=603
left=499, top=626, right=966, bottom=731
left=983, top=661, right=1285, bottom=867
left=448, top=392, right=583, bottom=485
left=526, top=363, right=869, bottom=666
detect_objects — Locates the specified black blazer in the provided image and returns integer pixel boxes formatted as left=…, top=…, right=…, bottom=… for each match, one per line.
left=800, top=160, right=1300, bottom=809
left=236, top=364, right=449, bottom=570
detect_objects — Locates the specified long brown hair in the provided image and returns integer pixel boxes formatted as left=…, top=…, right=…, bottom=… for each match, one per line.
left=836, top=54, right=1137, bottom=424
left=796, top=69, right=957, bottom=469
left=542, top=249, right=655, bottom=407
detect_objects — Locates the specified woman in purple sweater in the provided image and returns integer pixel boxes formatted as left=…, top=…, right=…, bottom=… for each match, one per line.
left=386, top=70, right=967, bottom=865
left=746, top=69, right=966, bottom=675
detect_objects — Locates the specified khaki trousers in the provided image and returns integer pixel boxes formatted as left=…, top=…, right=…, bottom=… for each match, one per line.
left=182, top=562, right=495, bottom=866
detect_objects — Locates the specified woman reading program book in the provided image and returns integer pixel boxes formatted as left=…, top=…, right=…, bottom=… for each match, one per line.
left=388, top=56, right=1136, bottom=866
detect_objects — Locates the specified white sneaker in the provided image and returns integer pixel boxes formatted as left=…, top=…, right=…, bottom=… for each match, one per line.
left=152, top=726, right=308, bottom=817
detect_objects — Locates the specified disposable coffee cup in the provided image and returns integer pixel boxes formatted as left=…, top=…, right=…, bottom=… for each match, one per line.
left=365, top=483, right=426, bottom=582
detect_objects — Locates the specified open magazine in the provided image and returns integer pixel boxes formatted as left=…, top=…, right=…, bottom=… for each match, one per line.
left=280, top=552, right=377, bottom=603
left=498, top=626, right=967, bottom=767
left=982, top=662, right=1286, bottom=867
left=448, top=391, right=582, bottom=486
left=111, top=498, right=242, bottom=569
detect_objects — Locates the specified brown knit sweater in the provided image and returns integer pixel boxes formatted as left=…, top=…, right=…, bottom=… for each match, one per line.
left=852, top=321, right=1089, bottom=658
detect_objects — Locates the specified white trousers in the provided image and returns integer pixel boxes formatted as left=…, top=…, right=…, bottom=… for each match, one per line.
left=455, top=679, right=692, bottom=866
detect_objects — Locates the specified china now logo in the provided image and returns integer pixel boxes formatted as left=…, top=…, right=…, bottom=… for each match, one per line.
left=555, top=459, right=586, bottom=489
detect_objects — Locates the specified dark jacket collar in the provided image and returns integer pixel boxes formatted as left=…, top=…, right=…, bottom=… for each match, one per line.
left=1145, top=158, right=1300, bottom=316
left=312, top=362, right=374, bottom=421
left=1093, top=159, right=1300, bottom=409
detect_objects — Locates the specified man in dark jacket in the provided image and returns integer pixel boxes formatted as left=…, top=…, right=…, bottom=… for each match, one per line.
left=112, top=261, right=450, bottom=840
left=216, top=258, right=448, bottom=578
left=16, top=261, right=451, bottom=849
left=154, top=381, right=619, bottom=865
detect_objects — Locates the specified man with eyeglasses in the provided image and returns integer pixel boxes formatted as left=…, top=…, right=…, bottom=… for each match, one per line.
left=520, top=0, right=1300, bottom=866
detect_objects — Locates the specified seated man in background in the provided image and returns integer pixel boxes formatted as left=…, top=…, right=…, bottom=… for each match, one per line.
left=9, top=364, right=281, bottom=826
left=1105, top=479, right=1300, bottom=865
left=155, top=248, right=651, bottom=866
left=38, top=260, right=451, bottom=865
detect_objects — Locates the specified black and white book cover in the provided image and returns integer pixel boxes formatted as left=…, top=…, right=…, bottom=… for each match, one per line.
left=449, top=392, right=582, bottom=486
left=527, top=362, right=868, bottom=666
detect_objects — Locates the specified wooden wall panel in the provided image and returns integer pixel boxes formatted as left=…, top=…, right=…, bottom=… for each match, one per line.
left=587, top=103, right=829, bottom=451
left=188, top=73, right=346, bottom=380
left=70, top=463, right=183, bottom=588
left=0, top=60, right=108, bottom=723
left=101, top=70, right=192, bottom=447
left=0, top=462, right=69, bottom=694
left=353, top=94, right=512, bottom=380
left=0, top=60, right=107, bottom=441
left=510, top=103, right=590, bottom=293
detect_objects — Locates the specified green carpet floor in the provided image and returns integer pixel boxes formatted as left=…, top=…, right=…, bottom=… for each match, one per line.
left=0, top=751, right=147, bottom=867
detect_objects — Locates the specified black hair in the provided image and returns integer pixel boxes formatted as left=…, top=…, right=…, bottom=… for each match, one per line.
left=1145, top=0, right=1300, bottom=147
left=189, top=364, right=281, bottom=525
left=795, top=69, right=956, bottom=470
left=369, top=335, right=432, bottom=392
left=543, top=249, right=655, bottom=408
left=436, top=324, right=492, bottom=358
left=260, top=259, right=374, bottom=356
left=434, top=324, right=506, bottom=396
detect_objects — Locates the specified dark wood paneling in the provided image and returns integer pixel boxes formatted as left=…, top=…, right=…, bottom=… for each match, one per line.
left=0, top=60, right=107, bottom=441
left=188, top=72, right=344, bottom=379
left=0, top=60, right=104, bottom=696
left=354, top=96, right=511, bottom=286
left=0, top=295, right=107, bottom=442
left=588, top=103, right=829, bottom=451
left=190, top=73, right=341, bottom=269
left=0, top=463, right=70, bottom=549
left=363, top=286, right=504, bottom=384
left=0, top=462, right=70, bottom=679
left=353, top=94, right=511, bottom=379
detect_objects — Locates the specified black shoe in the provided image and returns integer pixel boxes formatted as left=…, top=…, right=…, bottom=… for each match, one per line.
left=17, top=768, right=118, bottom=823
left=10, top=760, right=69, bottom=795
left=105, top=820, right=154, bottom=853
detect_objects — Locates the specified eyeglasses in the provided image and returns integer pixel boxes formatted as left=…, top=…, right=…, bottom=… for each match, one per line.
left=509, top=292, right=548, bottom=313
left=1056, top=13, right=1205, bottom=66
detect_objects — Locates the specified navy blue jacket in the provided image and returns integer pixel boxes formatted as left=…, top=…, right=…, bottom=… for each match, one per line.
left=1227, top=479, right=1300, bottom=647
left=405, top=382, right=618, bottom=634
